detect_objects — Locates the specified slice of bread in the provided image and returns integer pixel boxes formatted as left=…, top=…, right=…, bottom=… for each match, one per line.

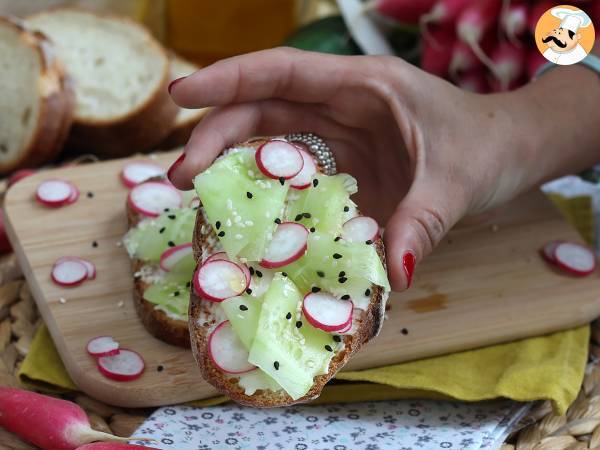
left=27, top=7, right=178, bottom=158
left=159, top=54, right=209, bottom=149
left=0, top=15, right=74, bottom=174
left=188, top=139, right=389, bottom=407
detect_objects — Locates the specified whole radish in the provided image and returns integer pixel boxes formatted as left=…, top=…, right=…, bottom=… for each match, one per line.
left=456, top=69, right=489, bottom=93
left=77, top=445, right=159, bottom=450
left=366, top=0, right=437, bottom=24
left=501, top=2, right=528, bottom=44
left=490, top=41, right=526, bottom=91
left=456, top=0, right=502, bottom=70
left=420, top=0, right=474, bottom=27
left=420, top=26, right=456, bottom=77
left=527, top=47, right=547, bottom=79
left=0, top=387, right=141, bottom=450
left=449, top=40, right=480, bottom=77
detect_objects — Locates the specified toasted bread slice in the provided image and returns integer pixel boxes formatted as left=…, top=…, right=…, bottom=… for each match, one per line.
left=188, top=139, right=389, bottom=407
left=0, top=15, right=74, bottom=174
left=27, top=7, right=177, bottom=157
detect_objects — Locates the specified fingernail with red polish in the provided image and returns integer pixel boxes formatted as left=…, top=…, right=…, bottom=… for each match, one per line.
left=167, top=153, right=185, bottom=182
left=168, top=76, right=186, bottom=94
left=403, top=252, right=416, bottom=288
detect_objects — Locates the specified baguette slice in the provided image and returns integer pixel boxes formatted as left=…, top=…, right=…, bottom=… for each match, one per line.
left=189, top=139, right=389, bottom=407
left=159, top=54, right=209, bottom=149
left=27, top=8, right=178, bottom=157
left=0, top=15, right=74, bottom=174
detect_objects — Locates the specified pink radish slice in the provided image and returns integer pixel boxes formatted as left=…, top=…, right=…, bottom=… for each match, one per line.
left=51, top=259, right=88, bottom=287
left=205, top=252, right=251, bottom=285
left=303, top=292, right=353, bottom=332
left=66, top=183, right=80, bottom=204
left=36, top=179, right=76, bottom=207
left=97, top=349, right=145, bottom=381
left=160, top=243, right=193, bottom=271
left=208, top=321, right=256, bottom=374
left=120, top=161, right=165, bottom=188
left=86, top=336, right=120, bottom=357
left=255, top=140, right=304, bottom=180
left=260, top=222, right=308, bottom=269
left=341, top=216, right=379, bottom=243
left=289, top=148, right=318, bottom=189
left=541, top=241, right=563, bottom=265
left=128, top=181, right=182, bottom=217
left=338, top=319, right=352, bottom=334
left=553, top=242, right=596, bottom=277
left=194, top=260, right=248, bottom=302
left=56, top=257, right=96, bottom=280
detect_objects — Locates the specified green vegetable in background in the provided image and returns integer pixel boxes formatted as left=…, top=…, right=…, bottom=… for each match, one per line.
left=284, top=16, right=362, bottom=55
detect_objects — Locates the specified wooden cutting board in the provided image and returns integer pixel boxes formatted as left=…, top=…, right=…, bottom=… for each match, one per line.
left=5, top=151, right=600, bottom=407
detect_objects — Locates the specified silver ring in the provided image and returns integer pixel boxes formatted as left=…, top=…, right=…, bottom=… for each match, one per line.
left=285, top=132, right=337, bottom=175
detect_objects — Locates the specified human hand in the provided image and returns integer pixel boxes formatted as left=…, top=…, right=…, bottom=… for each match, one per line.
left=167, top=48, right=537, bottom=291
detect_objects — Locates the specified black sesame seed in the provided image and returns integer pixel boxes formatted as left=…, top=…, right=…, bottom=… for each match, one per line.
left=294, top=214, right=303, bottom=222
left=365, top=240, right=373, bottom=245
left=341, top=294, right=350, bottom=300
left=282, top=272, right=288, bottom=277
left=274, top=218, right=281, bottom=224
left=334, top=236, right=341, bottom=242
left=339, top=277, right=347, bottom=284
left=249, top=267, right=255, bottom=276
left=215, top=221, right=221, bottom=230
left=164, top=208, right=170, bottom=212
left=344, top=206, right=350, bottom=212
left=246, top=288, right=252, bottom=295
left=173, top=291, right=180, bottom=297
left=87, top=191, right=94, bottom=198
left=286, top=312, right=292, bottom=320
left=296, top=321, right=303, bottom=328
left=168, top=214, right=176, bottom=220
left=239, top=304, right=248, bottom=311
left=325, top=345, right=333, bottom=352
left=310, top=227, right=316, bottom=233
left=256, top=270, right=263, bottom=278
left=279, top=177, right=285, bottom=185
left=168, top=241, right=175, bottom=247
left=218, top=231, right=225, bottom=237
left=246, top=191, right=253, bottom=199
left=313, top=179, right=319, bottom=187
left=274, top=361, right=280, bottom=370
left=401, top=328, right=409, bottom=335
left=186, top=281, right=191, bottom=288
left=303, top=212, right=311, bottom=218
left=157, top=365, right=164, bottom=372
left=311, top=286, right=321, bottom=293
left=333, top=253, right=342, bottom=259
left=364, top=288, right=371, bottom=296
left=193, top=206, right=199, bottom=210
left=338, top=271, right=346, bottom=278
left=92, top=241, right=98, bottom=248
left=317, top=270, right=325, bottom=278
left=333, top=335, right=342, bottom=343
left=159, top=227, right=166, bottom=234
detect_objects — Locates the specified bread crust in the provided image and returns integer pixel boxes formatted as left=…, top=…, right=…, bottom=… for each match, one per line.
left=0, top=16, right=74, bottom=174
left=27, top=7, right=178, bottom=158
left=188, top=139, right=389, bottom=407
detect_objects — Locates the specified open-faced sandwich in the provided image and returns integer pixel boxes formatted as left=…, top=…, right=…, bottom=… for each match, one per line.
left=189, top=136, right=390, bottom=407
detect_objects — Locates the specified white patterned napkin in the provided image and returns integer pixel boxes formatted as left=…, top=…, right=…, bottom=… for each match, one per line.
left=130, top=399, right=530, bottom=450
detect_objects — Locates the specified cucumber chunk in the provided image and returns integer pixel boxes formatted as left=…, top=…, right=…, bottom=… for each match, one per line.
left=194, top=148, right=289, bottom=261
left=248, top=274, right=336, bottom=400
left=221, top=295, right=262, bottom=351
left=143, top=278, right=190, bottom=319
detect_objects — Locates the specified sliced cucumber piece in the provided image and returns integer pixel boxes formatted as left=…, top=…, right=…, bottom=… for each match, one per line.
left=286, top=173, right=357, bottom=236
left=143, top=279, right=190, bottom=319
left=248, top=273, right=336, bottom=400
left=221, top=295, right=262, bottom=351
left=194, top=149, right=289, bottom=260
left=236, top=369, right=281, bottom=395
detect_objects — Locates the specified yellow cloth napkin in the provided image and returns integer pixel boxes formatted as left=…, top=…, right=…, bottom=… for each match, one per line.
left=19, top=323, right=589, bottom=415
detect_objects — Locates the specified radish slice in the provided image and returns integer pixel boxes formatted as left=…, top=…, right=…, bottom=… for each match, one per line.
left=160, top=243, right=193, bottom=271
left=36, top=180, right=77, bottom=207
left=56, top=257, right=96, bottom=280
left=289, top=148, right=318, bottom=189
left=303, top=292, right=353, bottom=332
left=86, top=336, right=120, bottom=357
left=97, top=349, right=145, bottom=381
left=341, top=216, right=379, bottom=243
left=208, top=321, right=256, bottom=374
left=193, top=260, right=248, bottom=302
left=338, top=319, right=352, bottom=334
left=189, top=196, right=201, bottom=208
left=128, top=181, right=182, bottom=217
left=541, top=240, right=563, bottom=265
left=205, top=252, right=251, bottom=285
left=255, top=140, right=304, bottom=180
left=120, top=161, right=165, bottom=188
left=553, top=242, right=596, bottom=277
left=51, top=259, right=88, bottom=287
left=260, top=222, right=308, bottom=269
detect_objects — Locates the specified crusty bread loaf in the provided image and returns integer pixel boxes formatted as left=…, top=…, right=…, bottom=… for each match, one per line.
left=27, top=8, right=178, bottom=158
left=0, top=15, right=74, bottom=174
left=188, top=139, right=389, bottom=407
left=159, top=54, right=209, bottom=149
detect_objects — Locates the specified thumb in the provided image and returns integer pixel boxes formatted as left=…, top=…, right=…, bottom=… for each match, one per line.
left=383, top=179, right=468, bottom=291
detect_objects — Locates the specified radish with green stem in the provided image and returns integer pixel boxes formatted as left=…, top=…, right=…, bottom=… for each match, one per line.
left=456, top=0, right=502, bottom=72
left=0, top=387, right=150, bottom=450
left=365, top=0, right=437, bottom=24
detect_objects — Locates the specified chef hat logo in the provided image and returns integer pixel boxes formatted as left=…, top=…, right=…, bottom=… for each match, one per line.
left=535, top=4, right=595, bottom=66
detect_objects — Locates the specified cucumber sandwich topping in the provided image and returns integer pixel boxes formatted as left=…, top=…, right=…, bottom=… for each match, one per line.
left=189, top=138, right=390, bottom=407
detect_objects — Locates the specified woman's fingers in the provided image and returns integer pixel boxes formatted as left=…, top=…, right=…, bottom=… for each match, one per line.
left=167, top=99, right=326, bottom=190
left=169, top=48, right=359, bottom=108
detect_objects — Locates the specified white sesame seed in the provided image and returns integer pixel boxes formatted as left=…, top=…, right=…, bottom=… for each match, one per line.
left=117, top=300, right=124, bottom=307
left=59, top=297, right=67, bottom=304
left=235, top=234, right=243, bottom=240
